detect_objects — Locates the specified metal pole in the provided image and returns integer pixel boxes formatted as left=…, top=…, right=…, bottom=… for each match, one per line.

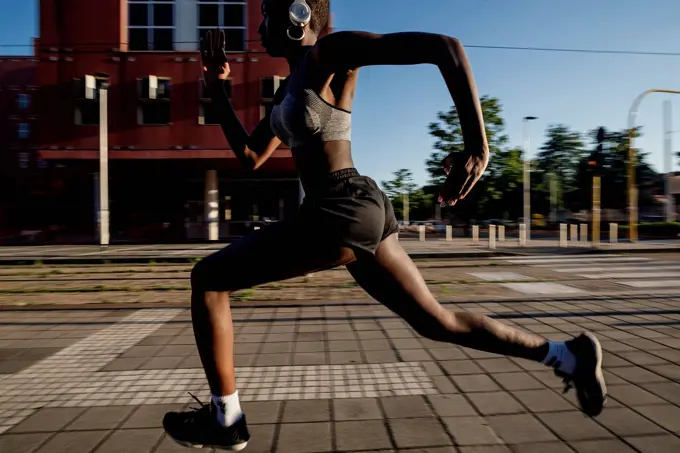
left=664, top=101, right=675, bottom=222
left=522, top=116, right=537, bottom=241
left=628, top=89, right=680, bottom=242
left=593, top=176, right=601, bottom=248
left=99, top=85, right=109, bottom=248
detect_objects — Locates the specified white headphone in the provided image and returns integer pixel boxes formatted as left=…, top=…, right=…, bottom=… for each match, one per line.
left=287, top=0, right=312, bottom=41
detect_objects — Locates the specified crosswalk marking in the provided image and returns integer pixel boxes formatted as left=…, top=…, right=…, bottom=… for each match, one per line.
left=500, top=254, right=680, bottom=295
left=467, top=272, right=534, bottom=281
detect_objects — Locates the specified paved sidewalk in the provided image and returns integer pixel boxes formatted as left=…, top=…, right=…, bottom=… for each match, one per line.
left=0, top=239, right=679, bottom=264
left=2, top=294, right=680, bottom=452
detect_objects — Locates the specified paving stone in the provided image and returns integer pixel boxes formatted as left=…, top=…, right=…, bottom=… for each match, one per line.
left=389, top=418, right=450, bottom=449
left=254, top=353, right=291, bottom=366
left=616, top=351, right=671, bottom=366
left=467, top=392, right=525, bottom=415
left=595, top=407, right=666, bottom=436
left=336, top=420, right=392, bottom=451
left=121, top=345, right=163, bottom=358
left=511, top=389, right=574, bottom=413
left=486, top=414, right=558, bottom=444
left=428, top=348, right=467, bottom=360
left=364, top=350, right=398, bottom=363
left=399, top=349, right=433, bottom=361
left=440, top=360, right=484, bottom=375
left=539, top=411, right=614, bottom=441
left=237, top=424, right=276, bottom=453
left=122, top=405, right=184, bottom=429
left=648, top=364, right=680, bottom=380
left=242, top=401, right=281, bottom=425
left=391, top=338, right=423, bottom=350
left=139, top=356, right=185, bottom=370
left=606, top=384, right=667, bottom=406
left=459, top=447, right=511, bottom=453
left=510, top=442, right=575, bottom=453
left=441, top=416, right=503, bottom=446
left=493, top=372, right=545, bottom=391
left=607, top=366, right=668, bottom=384
left=295, top=341, right=326, bottom=353
left=94, top=428, right=163, bottom=453
left=476, top=358, right=523, bottom=373
left=451, top=374, right=501, bottom=392
left=277, top=422, right=332, bottom=453
left=635, top=404, right=680, bottom=434
left=328, top=340, right=360, bottom=352
left=0, top=432, right=51, bottom=453
left=641, top=382, right=680, bottom=405
left=282, top=400, right=331, bottom=423
left=260, top=342, right=294, bottom=354
left=292, top=352, right=327, bottom=365
left=624, top=434, right=680, bottom=453
left=35, top=431, right=108, bottom=453
left=330, top=351, right=363, bottom=364
left=0, top=360, right=38, bottom=373
left=67, top=406, right=135, bottom=431
left=10, top=407, right=85, bottom=433
left=569, top=439, right=637, bottom=453
left=100, top=357, right=147, bottom=371
left=333, top=398, right=383, bottom=421
left=381, top=396, right=433, bottom=418
left=427, top=394, right=477, bottom=417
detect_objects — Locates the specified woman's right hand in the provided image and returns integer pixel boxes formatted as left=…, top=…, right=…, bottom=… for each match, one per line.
left=200, top=28, right=231, bottom=86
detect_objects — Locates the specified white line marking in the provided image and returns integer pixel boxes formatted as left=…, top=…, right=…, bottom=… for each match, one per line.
left=468, top=272, right=534, bottom=281
left=616, top=280, right=680, bottom=288
left=499, top=282, right=586, bottom=295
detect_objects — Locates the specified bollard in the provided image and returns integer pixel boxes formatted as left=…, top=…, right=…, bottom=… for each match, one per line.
left=472, top=225, right=479, bottom=242
left=489, top=225, right=497, bottom=249
left=498, top=225, right=505, bottom=242
left=419, top=224, right=426, bottom=242
left=446, top=225, right=453, bottom=242
left=559, top=223, right=568, bottom=247
left=610, top=223, right=618, bottom=243
left=519, top=223, right=526, bottom=246
left=570, top=224, right=578, bottom=243
left=580, top=223, right=588, bottom=244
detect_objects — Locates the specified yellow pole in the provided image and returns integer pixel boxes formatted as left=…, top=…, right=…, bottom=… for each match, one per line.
left=593, top=176, right=601, bottom=247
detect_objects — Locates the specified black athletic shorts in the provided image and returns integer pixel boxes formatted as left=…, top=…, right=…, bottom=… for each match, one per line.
left=194, top=168, right=399, bottom=292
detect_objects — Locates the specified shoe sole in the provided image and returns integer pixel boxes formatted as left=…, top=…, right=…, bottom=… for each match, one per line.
left=167, top=434, right=248, bottom=451
left=582, top=331, right=608, bottom=416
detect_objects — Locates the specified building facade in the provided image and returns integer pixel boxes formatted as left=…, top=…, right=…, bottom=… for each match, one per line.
left=1, top=0, right=331, bottom=244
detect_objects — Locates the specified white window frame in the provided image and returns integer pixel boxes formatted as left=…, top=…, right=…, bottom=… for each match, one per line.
left=137, top=76, right=173, bottom=125
left=197, top=1, right=247, bottom=53
left=128, top=0, right=176, bottom=51
left=17, top=123, right=30, bottom=139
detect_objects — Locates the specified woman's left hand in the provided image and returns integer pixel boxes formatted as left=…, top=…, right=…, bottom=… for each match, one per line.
left=438, top=151, right=488, bottom=207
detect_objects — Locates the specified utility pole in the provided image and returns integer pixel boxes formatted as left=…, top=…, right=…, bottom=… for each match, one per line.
left=589, top=127, right=605, bottom=247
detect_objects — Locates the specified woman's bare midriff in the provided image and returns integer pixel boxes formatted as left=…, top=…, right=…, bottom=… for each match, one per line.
left=294, top=140, right=355, bottom=192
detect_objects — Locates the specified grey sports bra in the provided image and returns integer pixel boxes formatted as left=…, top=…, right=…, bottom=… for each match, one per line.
left=269, top=58, right=352, bottom=148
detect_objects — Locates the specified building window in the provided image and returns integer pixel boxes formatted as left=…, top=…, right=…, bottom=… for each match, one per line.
left=73, top=76, right=107, bottom=126
left=17, top=123, right=30, bottom=139
left=16, top=93, right=30, bottom=110
left=259, top=76, right=285, bottom=120
left=138, top=76, right=172, bottom=125
left=197, top=1, right=246, bottom=52
left=128, top=0, right=175, bottom=51
left=199, top=80, right=231, bottom=125
left=18, top=152, right=29, bottom=169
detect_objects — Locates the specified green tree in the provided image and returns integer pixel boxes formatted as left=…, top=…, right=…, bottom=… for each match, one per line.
left=570, top=127, right=660, bottom=210
left=426, top=96, right=512, bottom=221
left=535, top=125, right=585, bottom=209
left=484, top=147, right=525, bottom=219
left=426, top=96, right=508, bottom=186
left=381, top=169, right=426, bottom=219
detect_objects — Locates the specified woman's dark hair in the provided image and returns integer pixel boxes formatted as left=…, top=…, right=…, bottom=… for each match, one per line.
left=307, top=0, right=330, bottom=35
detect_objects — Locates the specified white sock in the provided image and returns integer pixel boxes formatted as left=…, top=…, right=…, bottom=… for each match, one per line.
left=542, top=341, right=576, bottom=375
left=212, top=391, right=243, bottom=427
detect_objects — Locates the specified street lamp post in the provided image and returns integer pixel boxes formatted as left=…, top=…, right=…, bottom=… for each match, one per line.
left=663, top=101, right=676, bottom=223
left=523, top=116, right=538, bottom=241
left=627, top=89, right=680, bottom=242
left=88, top=73, right=111, bottom=249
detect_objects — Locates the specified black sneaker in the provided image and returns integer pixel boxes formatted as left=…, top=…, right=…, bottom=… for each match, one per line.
left=163, top=393, right=250, bottom=451
left=554, top=332, right=607, bottom=417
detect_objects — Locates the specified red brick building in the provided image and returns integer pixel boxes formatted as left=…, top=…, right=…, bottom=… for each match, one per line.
left=0, top=0, right=331, bottom=244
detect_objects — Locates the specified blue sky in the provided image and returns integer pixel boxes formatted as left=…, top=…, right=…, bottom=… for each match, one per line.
left=2, top=0, right=680, bottom=187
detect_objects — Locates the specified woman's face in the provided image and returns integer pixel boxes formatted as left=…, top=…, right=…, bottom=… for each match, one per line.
left=258, top=0, right=293, bottom=57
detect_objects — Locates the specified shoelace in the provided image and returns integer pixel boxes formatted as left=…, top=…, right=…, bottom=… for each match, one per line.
left=182, top=392, right=211, bottom=426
